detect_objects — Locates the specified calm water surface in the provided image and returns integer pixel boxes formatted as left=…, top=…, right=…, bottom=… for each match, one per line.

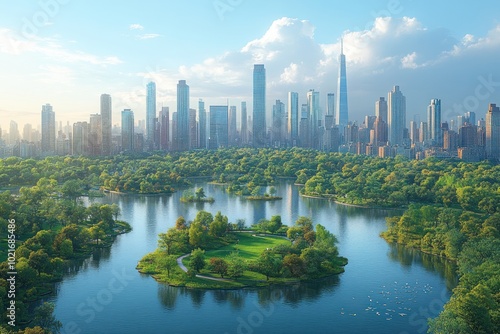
left=50, top=182, right=457, bottom=334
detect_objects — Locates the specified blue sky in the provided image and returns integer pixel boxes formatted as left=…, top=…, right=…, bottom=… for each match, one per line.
left=1, top=0, right=500, bottom=132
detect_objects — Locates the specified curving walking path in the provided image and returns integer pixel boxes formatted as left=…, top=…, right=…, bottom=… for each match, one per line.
left=176, top=253, right=230, bottom=282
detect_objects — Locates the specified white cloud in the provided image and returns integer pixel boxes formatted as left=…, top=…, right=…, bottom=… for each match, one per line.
left=138, top=33, right=161, bottom=40
left=0, top=28, right=123, bottom=65
left=123, top=17, right=500, bottom=123
left=130, top=24, right=144, bottom=30
left=401, top=52, right=419, bottom=69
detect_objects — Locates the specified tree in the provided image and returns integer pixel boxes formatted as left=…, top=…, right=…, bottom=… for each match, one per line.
left=159, top=255, right=178, bottom=278
left=158, top=229, right=187, bottom=255
left=28, top=250, right=51, bottom=275
left=209, top=258, right=229, bottom=278
left=89, top=225, right=106, bottom=246
left=175, top=216, right=187, bottom=230
left=110, top=203, right=121, bottom=221
left=195, top=187, right=206, bottom=201
left=255, top=250, right=282, bottom=280
left=283, top=254, right=305, bottom=277
left=267, top=215, right=282, bottom=234
left=60, top=179, right=83, bottom=203
left=209, top=211, right=229, bottom=237
left=189, top=221, right=207, bottom=249
left=226, top=252, right=247, bottom=279
left=188, top=248, right=206, bottom=273
left=32, top=302, right=62, bottom=334
left=235, top=219, right=246, bottom=231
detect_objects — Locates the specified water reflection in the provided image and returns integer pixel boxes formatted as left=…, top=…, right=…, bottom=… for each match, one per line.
left=156, top=275, right=341, bottom=311
left=387, top=243, right=458, bottom=289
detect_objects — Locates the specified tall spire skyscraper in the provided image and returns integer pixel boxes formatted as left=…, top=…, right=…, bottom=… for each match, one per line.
left=336, top=38, right=348, bottom=129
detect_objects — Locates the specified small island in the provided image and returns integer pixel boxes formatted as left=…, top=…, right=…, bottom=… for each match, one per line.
left=137, top=211, right=347, bottom=289
left=180, top=187, right=215, bottom=203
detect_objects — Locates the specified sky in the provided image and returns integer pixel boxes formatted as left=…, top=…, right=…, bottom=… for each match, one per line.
left=1, top=0, right=500, bottom=133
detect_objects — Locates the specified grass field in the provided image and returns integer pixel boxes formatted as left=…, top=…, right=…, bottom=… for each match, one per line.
left=203, top=232, right=290, bottom=260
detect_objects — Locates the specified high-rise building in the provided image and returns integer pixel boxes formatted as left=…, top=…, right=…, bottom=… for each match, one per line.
left=375, top=97, right=388, bottom=122
left=271, top=100, right=285, bottom=147
left=146, top=82, right=157, bottom=149
left=253, top=64, right=266, bottom=147
left=41, top=103, right=56, bottom=154
left=486, top=103, right=500, bottom=161
left=89, top=114, right=102, bottom=156
left=336, top=39, right=348, bottom=129
left=9, top=121, right=19, bottom=144
left=240, top=101, right=248, bottom=145
left=465, top=111, right=476, bottom=126
left=428, top=99, right=442, bottom=146
left=299, top=104, right=310, bottom=148
left=23, top=123, right=33, bottom=142
left=409, top=120, right=419, bottom=144
left=159, top=107, right=169, bottom=151
left=73, top=122, right=89, bottom=156
left=189, top=108, right=198, bottom=149
left=387, top=86, right=406, bottom=145
left=228, top=105, right=237, bottom=147
left=198, top=100, right=207, bottom=149
left=307, top=90, right=321, bottom=149
left=121, top=109, right=135, bottom=152
left=288, top=92, right=299, bottom=146
left=209, top=106, right=228, bottom=149
left=327, top=93, right=335, bottom=117
left=101, top=94, right=112, bottom=155
left=176, top=80, right=190, bottom=151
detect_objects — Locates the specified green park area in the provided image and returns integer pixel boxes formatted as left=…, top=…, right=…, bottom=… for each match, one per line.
left=137, top=211, right=347, bottom=289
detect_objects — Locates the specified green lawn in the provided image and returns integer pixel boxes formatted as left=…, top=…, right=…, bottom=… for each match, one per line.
left=204, top=232, right=290, bottom=260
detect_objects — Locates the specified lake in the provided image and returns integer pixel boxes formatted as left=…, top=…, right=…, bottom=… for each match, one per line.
left=49, top=181, right=457, bottom=334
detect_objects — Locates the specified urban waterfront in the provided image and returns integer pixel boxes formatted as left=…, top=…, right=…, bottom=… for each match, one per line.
left=49, top=181, right=457, bottom=334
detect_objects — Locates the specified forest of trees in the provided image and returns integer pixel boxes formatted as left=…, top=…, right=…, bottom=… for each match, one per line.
left=1, top=148, right=499, bottom=332
left=0, top=177, right=130, bottom=332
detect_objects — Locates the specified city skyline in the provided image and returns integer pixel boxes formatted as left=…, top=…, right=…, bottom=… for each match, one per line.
left=2, top=2, right=500, bottom=131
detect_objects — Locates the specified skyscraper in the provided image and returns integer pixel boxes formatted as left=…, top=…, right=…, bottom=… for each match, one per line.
left=228, top=106, right=237, bottom=147
left=240, top=101, right=248, bottom=145
left=253, top=64, right=266, bottom=147
left=159, top=107, right=169, bottom=151
left=272, top=100, right=285, bottom=147
left=307, top=89, right=321, bottom=149
left=189, top=108, right=198, bottom=149
left=73, top=122, right=89, bottom=155
left=387, top=86, right=406, bottom=145
left=89, top=113, right=102, bottom=156
left=41, top=103, right=56, bottom=154
left=146, top=82, right=156, bottom=149
left=486, top=103, right=500, bottom=161
left=176, top=80, right=190, bottom=151
left=100, top=94, right=112, bottom=155
left=336, top=39, right=348, bottom=129
left=428, top=99, right=442, bottom=146
left=288, top=92, right=299, bottom=146
left=121, top=109, right=134, bottom=152
left=327, top=93, right=335, bottom=117
left=209, top=106, right=228, bottom=149
left=198, top=99, right=207, bottom=149
left=375, top=97, right=388, bottom=122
